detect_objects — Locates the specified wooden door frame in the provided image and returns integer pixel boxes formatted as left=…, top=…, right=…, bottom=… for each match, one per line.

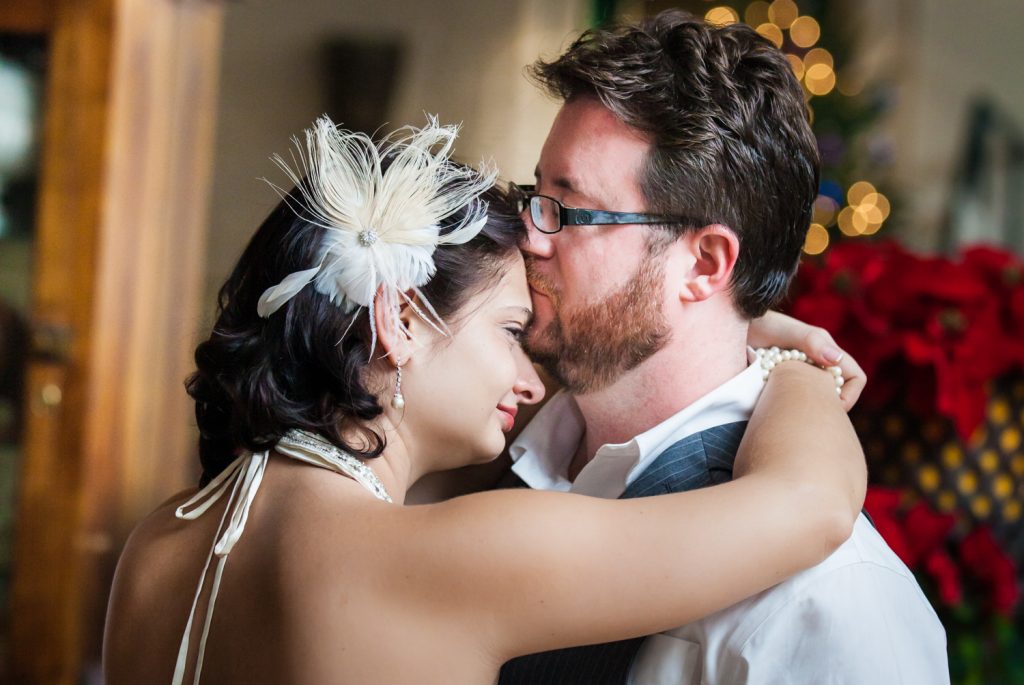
left=2, top=1, right=223, bottom=682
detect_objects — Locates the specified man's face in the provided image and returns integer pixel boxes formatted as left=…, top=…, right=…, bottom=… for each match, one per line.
left=522, top=97, right=671, bottom=394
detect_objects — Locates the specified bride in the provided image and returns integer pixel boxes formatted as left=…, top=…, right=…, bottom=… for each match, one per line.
left=103, top=118, right=866, bottom=684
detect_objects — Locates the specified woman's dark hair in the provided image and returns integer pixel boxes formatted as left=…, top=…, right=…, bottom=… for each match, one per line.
left=187, top=175, right=524, bottom=485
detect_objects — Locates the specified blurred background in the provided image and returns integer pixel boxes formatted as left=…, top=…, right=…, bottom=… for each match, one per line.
left=1, top=0, right=1022, bottom=682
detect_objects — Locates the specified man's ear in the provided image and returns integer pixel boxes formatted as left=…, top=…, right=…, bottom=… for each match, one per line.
left=373, top=287, right=416, bottom=366
left=677, top=224, right=740, bottom=303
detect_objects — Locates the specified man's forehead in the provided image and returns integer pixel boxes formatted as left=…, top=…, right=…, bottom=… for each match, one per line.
left=536, top=98, right=650, bottom=205
left=533, top=166, right=590, bottom=196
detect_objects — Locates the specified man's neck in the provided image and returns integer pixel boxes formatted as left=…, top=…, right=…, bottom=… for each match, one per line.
left=569, top=321, right=748, bottom=479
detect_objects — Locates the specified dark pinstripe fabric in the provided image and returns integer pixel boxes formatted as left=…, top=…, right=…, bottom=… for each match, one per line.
left=498, top=422, right=748, bottom=685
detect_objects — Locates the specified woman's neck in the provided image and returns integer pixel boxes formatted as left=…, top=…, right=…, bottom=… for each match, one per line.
left=338, top=419, right=416, bottom=504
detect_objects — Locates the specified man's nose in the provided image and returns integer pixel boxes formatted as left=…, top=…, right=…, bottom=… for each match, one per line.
left=520, top=209, right=555, bottom=258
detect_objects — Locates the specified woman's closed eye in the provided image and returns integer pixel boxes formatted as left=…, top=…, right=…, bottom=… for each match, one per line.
left=503, top=323, right=528, bottom=346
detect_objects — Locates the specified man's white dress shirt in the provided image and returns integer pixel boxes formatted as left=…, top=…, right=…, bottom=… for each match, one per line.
left=510, top=363, right=950, bottom=684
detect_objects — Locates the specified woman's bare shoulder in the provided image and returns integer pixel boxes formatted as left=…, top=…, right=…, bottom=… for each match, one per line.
left=118, top=489, right=186, bottom=550
left=111, top=490, right=201, bottom=598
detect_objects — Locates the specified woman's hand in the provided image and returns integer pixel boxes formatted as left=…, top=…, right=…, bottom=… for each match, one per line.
left=748, top=311, right=866, bottom=411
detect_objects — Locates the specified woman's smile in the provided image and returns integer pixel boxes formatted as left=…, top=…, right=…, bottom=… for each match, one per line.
left=497, top=404, right=518, bottom=432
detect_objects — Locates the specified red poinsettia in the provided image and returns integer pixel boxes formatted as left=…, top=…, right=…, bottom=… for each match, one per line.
left=963, top=246, right=1024, bottom=363
left=788, top=240, right=898, bottom=381
left=904, top=500, right=957, bottom=566
left=788, top=241, right=1024, bottom=439
left=863, top=487, right=913, bottom=563
left=863, top=487, right=1020, bottom=616
left=924, top=548, right=963, bottom=607
left=865, top=487, right=963, bottom=606
left=959, top=526, right=1020, bottom=616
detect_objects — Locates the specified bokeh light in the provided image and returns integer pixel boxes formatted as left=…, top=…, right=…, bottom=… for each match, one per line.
left=785, top=53, right=805, bottom=80
left=971, top=495, right=992, bottom=518
left=705, top=6, right=740, bottom=26
left=804, top=63, right=836, bottom=96
left=789, top=15, right=821, bottom=48
left=919, top=463, right=941, bottom=492
left=861, top=219, right=885, bottom=236
left=937, top=490, right=958, bottom=513
left=744, top=0, right=771, bottom=27
left=981, top=449, right=1000, bottom=473
left=812, top=194, right=839, bottom=226
left=861, top=191, right=891, bottom=220
left=852, top=204, right=883, bottom=234
left=768, top=0, right=799, bottom=29
left=995, top=474, right=1014, bottom=499
left=803, top=222, right=830, bottom=255
left=837, top=206, right=858, bottom=236
left=803, top=47, right=834, bottom=69
left=847, top=180, right=877, bottom=206
left=755, top=22, right=784, bottom=49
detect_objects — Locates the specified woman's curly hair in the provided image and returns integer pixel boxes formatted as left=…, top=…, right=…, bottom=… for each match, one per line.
left=186, top=176, right=524, bottom=486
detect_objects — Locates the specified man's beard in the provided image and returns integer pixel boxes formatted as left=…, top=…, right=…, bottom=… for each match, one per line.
left=525, top=255, right=671, bottom=395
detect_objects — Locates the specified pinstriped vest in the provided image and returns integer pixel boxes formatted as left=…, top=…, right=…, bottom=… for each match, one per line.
left=498, top=421, right=748, bottom=685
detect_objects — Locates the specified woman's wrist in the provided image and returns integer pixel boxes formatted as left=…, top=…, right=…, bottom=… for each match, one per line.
left=755, top=347, right=845, bottom=396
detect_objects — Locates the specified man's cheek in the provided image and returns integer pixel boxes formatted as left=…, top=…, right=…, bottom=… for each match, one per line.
left=530, top=300, right=556, bottom=333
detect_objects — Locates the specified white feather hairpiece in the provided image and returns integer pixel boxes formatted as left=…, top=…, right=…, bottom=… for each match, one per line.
left=257, top=115, right=497, bottom=353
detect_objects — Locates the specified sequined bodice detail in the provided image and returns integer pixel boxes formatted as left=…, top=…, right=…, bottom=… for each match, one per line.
left=171, top=430, right=391, bottom=684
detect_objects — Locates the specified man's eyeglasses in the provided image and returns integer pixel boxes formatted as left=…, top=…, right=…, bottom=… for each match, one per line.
left=514, top=184, right=706, bottom=235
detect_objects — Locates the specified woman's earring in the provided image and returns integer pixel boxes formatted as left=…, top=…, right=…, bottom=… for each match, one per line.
left=391, top=362, right=405, bottom=410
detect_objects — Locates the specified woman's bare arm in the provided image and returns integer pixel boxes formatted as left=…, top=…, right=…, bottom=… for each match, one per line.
left=411, top=313, right=865, bottom=505
left=381, top=362, right=865, bottom=661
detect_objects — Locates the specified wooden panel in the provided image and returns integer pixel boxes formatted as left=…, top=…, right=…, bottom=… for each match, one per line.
left=0, top=0, right=55, bottom=33
left=76, top=0, right=223, bottom=669
left=6, top=0, right=223, bottom=682
left=8, top=0, right=115, bottom=680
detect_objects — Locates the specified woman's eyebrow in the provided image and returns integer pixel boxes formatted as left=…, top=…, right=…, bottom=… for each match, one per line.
left=503, top=305, right=534, bottom=325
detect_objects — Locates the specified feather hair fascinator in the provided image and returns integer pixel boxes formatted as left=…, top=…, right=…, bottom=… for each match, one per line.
left=257, top=115, right=497, bottom=351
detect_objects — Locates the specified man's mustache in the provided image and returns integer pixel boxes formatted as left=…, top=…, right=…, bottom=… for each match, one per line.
left=524, top=258, right=559, bottom=299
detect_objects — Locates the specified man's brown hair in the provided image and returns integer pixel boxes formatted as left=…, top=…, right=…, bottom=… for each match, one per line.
left=531, top=10, right=820, bottom=318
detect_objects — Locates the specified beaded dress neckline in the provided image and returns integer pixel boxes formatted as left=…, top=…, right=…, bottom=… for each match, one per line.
left=171, top=429, right=392, bottom=685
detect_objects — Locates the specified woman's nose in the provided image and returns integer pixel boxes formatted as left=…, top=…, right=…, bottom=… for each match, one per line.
left=513, top=351, right=546, bottom=405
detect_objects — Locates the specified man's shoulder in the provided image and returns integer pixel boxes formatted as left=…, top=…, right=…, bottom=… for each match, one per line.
left=671, top=513, right=937, bottom=644
left=634, top=514, right=949, bottom=683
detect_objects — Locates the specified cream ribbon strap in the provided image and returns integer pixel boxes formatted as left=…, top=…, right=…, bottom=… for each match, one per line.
left=171, top=430, right=391, bottom=684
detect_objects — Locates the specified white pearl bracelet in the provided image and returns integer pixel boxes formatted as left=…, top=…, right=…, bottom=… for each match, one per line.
left=754, top=347, right=844, bottom=396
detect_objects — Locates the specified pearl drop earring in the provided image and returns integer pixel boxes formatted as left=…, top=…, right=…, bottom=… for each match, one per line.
left=391, top=362, right=405, bottom=410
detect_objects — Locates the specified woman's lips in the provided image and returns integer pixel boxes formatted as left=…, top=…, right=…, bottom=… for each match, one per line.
left=497, top=404, right=518, bottom=432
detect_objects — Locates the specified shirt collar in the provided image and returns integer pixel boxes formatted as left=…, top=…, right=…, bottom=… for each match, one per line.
left=510, top=362, right=766, bottom=498
left=508, top=389, right=583, bottom=492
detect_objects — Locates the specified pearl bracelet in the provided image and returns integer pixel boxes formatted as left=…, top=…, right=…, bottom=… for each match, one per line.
left=754, top=347, right=844, bottom=396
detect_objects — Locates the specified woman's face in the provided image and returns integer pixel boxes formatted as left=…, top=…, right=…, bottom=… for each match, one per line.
left=399, top=253, right=545, bottom=470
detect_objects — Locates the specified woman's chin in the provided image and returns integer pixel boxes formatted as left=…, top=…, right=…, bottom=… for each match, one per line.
left=470, top=433, right=507, bottom=467
left=471, top=443, right=504, bottom=466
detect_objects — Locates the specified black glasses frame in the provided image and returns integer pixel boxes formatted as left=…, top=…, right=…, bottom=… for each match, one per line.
left=515, top=184, right=705, bottom=235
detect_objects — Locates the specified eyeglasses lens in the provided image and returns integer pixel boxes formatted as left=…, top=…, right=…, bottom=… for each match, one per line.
left=531, top=196, right=558, bottom=234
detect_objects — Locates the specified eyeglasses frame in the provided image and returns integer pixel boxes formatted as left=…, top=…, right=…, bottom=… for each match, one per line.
left=515, top=184, right=707, bottom=235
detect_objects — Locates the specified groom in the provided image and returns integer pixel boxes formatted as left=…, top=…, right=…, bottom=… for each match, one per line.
left=499, top=11, right=948, bottom=684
